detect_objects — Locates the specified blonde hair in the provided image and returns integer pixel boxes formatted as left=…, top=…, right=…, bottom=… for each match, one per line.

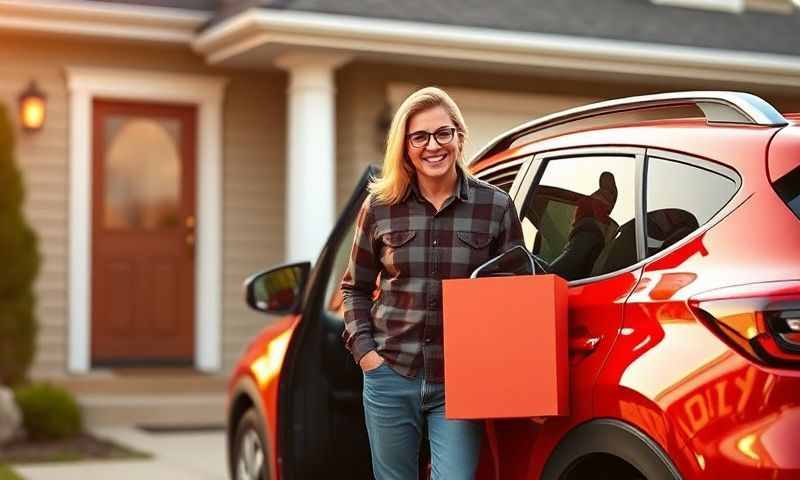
left=369, top=86, right=471, bottom=205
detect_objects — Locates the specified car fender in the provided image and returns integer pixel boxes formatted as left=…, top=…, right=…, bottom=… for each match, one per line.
left=227, top=374, right=276, bottom=480
left=541, top=418, right=683, bottom=480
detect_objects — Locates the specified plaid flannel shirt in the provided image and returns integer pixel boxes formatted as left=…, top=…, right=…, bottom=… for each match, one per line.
left=340, top=170, right=524, bottom=383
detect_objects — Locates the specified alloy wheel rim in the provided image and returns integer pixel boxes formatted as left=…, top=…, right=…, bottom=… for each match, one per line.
left=237, top=428, right=264, bottom=480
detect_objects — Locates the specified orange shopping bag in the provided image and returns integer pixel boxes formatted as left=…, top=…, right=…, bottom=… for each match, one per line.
left=442, top=274, right=569, bottom=419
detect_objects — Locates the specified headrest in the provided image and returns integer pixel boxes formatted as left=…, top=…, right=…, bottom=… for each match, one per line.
left=590, top=171, right=618, bottom=209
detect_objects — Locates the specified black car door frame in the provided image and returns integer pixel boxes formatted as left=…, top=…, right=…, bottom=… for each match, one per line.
left=276, top=165, right=379, bottom=479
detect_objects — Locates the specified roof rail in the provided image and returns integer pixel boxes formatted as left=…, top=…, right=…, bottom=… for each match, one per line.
left=469, top=91, right=788, bottom=164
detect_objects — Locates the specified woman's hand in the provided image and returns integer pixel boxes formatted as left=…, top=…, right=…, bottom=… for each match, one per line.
left=359, top=350, right=385, bottom=372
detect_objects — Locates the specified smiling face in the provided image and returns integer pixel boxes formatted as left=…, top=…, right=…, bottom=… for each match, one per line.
left=405, top=106, right=462, bottom=184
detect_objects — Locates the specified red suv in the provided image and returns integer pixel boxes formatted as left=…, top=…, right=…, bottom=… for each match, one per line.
left=227, top=91, right=800, bottom=480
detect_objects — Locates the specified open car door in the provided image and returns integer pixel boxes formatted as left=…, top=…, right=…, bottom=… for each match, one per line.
left=276, top=165, right=378, bottom=479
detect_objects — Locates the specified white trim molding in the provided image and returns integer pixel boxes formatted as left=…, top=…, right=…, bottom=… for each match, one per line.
left=194, top=8, right=800, bottom=89
left=65, top=66, right=228, bottom=373
left=0, top=0, right=209, bottom=44
left=652, top=0, right=745, bottom=13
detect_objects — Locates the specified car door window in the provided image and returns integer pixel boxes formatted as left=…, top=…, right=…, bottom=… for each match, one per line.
left=324, top=221, right=357, bottom=320
left=646, top=156, right=738, bottom=256
left=520, top=155, right=637, bottom=281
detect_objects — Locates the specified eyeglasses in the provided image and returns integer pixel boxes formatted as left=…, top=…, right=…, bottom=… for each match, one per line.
left=406, top=126, right=457, bottom=148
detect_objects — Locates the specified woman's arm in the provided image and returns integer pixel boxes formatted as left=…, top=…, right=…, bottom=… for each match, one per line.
left=340, top=196, right=381, bottom=364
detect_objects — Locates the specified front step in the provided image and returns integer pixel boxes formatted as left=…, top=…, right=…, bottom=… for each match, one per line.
left=78, top=393, right=226, bottom=427
left=46, top=371, right=228, bottom=428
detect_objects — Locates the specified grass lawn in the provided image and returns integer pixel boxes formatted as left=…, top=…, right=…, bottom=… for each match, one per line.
left=0, top=464, right=24, bottom=480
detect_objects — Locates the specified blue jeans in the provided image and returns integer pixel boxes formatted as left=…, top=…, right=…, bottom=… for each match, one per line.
left=362, top=362, right=483, bottom=480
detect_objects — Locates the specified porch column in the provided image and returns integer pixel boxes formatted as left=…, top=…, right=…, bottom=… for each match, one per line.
left=275, top=52, right=351, bottom=262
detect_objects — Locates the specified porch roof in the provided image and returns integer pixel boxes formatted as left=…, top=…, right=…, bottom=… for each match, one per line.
left=93, top=0, right=800, bottom=55
left=3, top=1, right=800, bottom=87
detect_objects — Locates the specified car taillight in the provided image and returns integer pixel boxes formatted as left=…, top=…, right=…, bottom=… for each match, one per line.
left=689, top=281, right=800, bottom=367
left=768, top=310, right=800, bottom=352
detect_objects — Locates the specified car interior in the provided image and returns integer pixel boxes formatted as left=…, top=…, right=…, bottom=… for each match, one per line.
left=526, top=185, right=628, bottom=280
left=525, top=185, right=700, bottom=280
left=645, top=208, right=699, bottom=256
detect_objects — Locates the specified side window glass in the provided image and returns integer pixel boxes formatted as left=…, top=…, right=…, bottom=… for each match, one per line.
left=323, top=220, right=358, bottom=320
left=646, top=157, right=737, bottom=256
left=520, top=155, right=636, bottom=281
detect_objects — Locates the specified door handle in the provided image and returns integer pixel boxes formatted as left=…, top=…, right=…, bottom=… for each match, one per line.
left=569, top=336, right=601, bottom=353
left=185, top=216, right=196, bottom=251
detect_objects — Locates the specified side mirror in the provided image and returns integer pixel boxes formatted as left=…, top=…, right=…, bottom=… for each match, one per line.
left=244, top=262, right=311, bottom=314
left=471, top=245, right=543, bottom=278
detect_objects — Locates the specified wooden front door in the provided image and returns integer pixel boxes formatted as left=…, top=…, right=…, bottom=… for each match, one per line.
left=91, top=99, right=196, bottom=366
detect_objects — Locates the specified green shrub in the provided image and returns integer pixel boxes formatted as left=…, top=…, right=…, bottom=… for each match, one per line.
left=14, top=384, right=82, bottom=441
left=0, top=102, right=40, bottom=386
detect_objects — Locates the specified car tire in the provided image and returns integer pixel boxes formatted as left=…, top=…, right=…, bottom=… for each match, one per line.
left=542, top=419, right=681, bottom=480
left=233, top=408, right=269, bottom=480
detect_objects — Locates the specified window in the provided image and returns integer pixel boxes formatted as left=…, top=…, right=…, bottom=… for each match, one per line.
left=645, top=157, right=738, bottom=256
left=324, top=221, right=358, bottom=320
left=520, top=155, right=637, bottom=281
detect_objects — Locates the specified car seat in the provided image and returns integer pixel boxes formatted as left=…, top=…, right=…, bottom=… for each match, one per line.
left=646, top=208, right=699, bottom=255
left=587, top=219, right=619, bottom=276
left=591, top=219, right=636, bottom=276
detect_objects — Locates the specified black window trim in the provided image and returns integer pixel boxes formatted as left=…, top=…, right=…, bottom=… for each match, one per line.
left=634, top=152, right=647, bottom=263
left=512, top=146, right=647, bottom=287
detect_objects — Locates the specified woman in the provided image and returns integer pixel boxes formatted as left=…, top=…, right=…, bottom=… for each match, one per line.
left=340, top=87, right=523, bottom=480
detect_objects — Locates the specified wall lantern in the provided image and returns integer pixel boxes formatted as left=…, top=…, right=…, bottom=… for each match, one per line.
left=19, top=81, right=47, bottom=132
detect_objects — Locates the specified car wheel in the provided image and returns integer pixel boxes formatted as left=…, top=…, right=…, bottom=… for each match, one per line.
left=234, top=408, right=268, bottom=480
left=542, top=420, right=680, bottom=480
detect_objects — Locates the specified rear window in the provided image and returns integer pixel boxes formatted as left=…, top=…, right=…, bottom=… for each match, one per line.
left=646, top=157, right=739, bottom=256
left=773, top=164, right=800, bottom=220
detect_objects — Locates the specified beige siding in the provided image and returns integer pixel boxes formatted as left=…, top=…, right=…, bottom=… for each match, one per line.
left=335, top=66, right=386, bottom=213
left=221, top=74, right=286, bottom=371
left=0, top=32, right=286, bottom=376
left=0, top=41, right=71, bottom=379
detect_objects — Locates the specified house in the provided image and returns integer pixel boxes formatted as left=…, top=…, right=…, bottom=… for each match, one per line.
left=2, top=0, right=799, bottom=379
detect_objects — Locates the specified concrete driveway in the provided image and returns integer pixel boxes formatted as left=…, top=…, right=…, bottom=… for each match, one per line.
left=13, top=427, right=227, bottom=480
